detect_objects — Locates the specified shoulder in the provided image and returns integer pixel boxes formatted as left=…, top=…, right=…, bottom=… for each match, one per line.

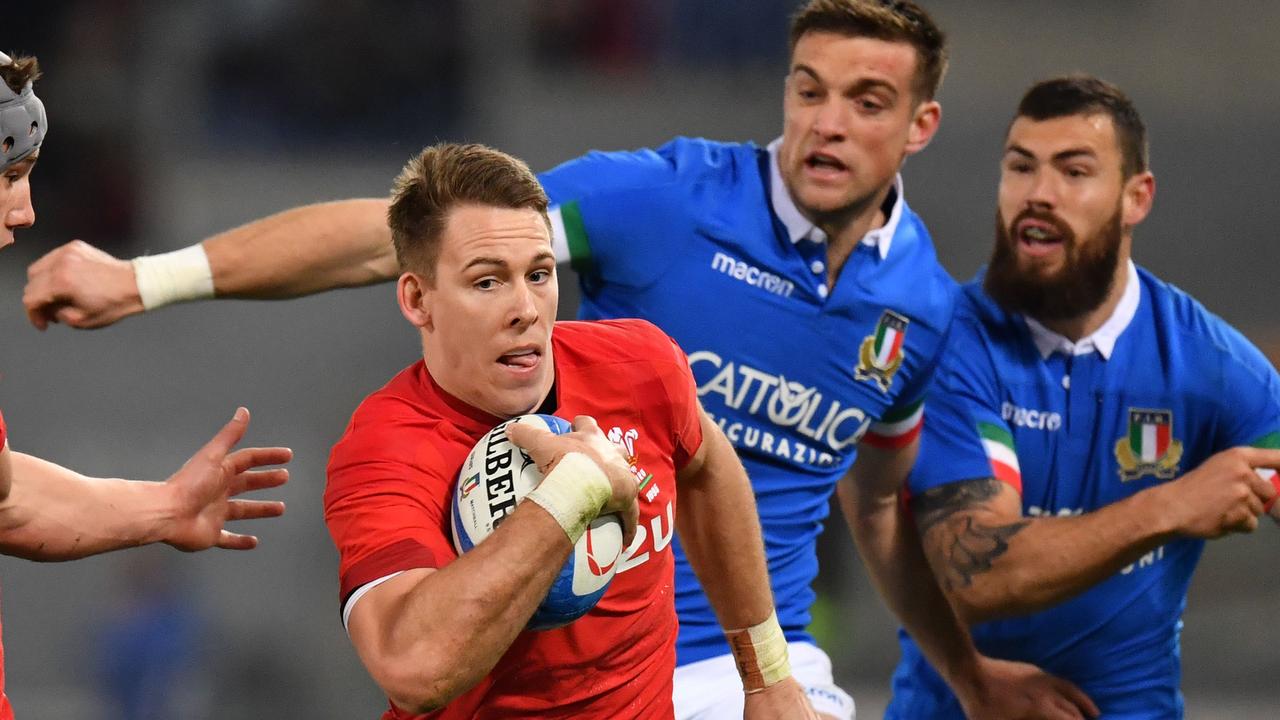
left=1140, top=267, right=1276, bottom=386
left=878, top=202, right=958, bottom=331
left=541, top=137, right=761, bottom=198
left=327, top=362, right=452, bottom=475
left=553, top=319, right=680, bottom=362
left=931, top=279, right=1028, bottom=379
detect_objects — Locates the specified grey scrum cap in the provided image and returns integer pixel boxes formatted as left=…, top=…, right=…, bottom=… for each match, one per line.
left=0, top=51, right=48, bottom=168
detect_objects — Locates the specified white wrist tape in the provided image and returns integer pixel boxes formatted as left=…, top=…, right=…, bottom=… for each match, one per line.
left=131, top=244, right=215, bottom=311
left=727, top=610, right=792, bottom=693
left=525, top=452, right=612, bottom=543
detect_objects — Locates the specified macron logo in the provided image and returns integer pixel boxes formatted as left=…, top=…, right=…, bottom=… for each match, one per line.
left=711, top=252, right=794, bottom=298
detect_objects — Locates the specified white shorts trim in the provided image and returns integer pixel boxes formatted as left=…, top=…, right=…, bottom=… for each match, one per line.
left=673, top=641, right=855, bottom=720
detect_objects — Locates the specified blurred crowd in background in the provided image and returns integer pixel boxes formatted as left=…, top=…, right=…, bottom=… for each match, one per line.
left=4, top=1, right=1279, bottom=718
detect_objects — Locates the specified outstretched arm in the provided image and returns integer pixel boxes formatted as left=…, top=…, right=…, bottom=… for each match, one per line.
left=23, top=198, right=396, bottom=330
left=676, top=409, right=817, bottom=720
left=843, top=439, right=1099, bottom=720
left=0, top=408, right=289, bottom=561
left=913, top=446, right=1280, bottom=624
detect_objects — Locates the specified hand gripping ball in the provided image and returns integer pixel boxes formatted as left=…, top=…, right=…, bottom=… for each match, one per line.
left=451, top=414, right=624, bottom=630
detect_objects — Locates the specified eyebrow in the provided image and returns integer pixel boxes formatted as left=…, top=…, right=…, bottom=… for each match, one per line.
left=462, top=250, right=555, bottom=272
left=791, top=64, right=899, bottom=98
left=1005, top=144, right=1097, bottom=163
left=463, top=257, right=507, bottom=272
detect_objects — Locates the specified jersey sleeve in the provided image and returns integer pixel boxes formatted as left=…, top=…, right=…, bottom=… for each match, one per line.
left=908, top=315, right=1022, bottom=496
left=538, top=138, right=708, bottom=289
left=862, top=325, right=945, bottom=450
left=324, top=400, right=457, bottom=610
left=658, top=332, right=704, bottom=471
left=864, top=279, right=958, bottom=450
left=0, top=408, right=6, bottom=449
left=1209, top=327, right=1280, bottom=451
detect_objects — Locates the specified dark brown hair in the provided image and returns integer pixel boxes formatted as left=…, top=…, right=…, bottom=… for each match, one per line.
left=788, top=0, right=948, bottom=101
left=387, top=143, right=549, bottom=280
left=1014, top=75, right=1149, bottom=178
left=0, top=54, right=41, bottom=94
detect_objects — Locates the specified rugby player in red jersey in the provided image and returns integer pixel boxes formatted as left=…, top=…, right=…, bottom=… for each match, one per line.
left=0, top=52, right=289, bottom=718
left=325, top=142, right=815, bottom=719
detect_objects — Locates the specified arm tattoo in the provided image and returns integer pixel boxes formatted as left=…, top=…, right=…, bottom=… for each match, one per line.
left=912, top=479, right=1030, bottom=590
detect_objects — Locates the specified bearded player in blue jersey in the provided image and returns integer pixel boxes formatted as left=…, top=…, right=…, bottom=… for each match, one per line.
left=23, top=3, right=1098, bottom=719
left=891, top=74, right=1280, bottom=719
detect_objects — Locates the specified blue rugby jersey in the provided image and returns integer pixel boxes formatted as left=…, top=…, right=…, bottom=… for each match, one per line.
left=538, top=136, right=957, bottom=665
left=893, top=263, right=1280, bottom=719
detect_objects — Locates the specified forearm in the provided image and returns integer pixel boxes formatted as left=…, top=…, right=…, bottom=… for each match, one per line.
left=360, top=502, right=573, bottom=710
left=206, top=198, right=397, bottom=298
left=0, top=452, right=176, bottom=560
left=675, top=429, right=774, bottom=629
left=916, top=476, right=1172, bottom=622
left=920, top=483, right=1175, bottom=622
left=838, top=467, right=980, bottom=689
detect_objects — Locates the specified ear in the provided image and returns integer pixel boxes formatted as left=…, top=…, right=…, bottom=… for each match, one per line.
left=905, top=99, right=942, bottom=156
left=1121, top=170, right=1155, bottom=228
left=397, top=271, right=432, bottom=330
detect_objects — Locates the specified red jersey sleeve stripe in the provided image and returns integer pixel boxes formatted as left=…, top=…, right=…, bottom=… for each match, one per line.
left=0, top=408, right=7, bottom=448
left=339, top=538, right=439, bottom=605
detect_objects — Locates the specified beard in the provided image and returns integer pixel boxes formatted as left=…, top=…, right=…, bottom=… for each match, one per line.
left=984, top=205, right=1123, bottom=322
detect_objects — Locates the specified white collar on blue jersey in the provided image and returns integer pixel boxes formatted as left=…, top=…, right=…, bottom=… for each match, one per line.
left=1023, top=260, right=1141, bottom=361
left=766, top=137, right=901, bottom=260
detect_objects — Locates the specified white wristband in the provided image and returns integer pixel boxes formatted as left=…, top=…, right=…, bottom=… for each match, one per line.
left=131, top=245, right=215, bottom=311
left=727, top=610, right=792, bottom=693
left=525, top=452, right=612, bottom=543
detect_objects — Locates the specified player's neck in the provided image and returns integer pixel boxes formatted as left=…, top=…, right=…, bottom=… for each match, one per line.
left=817, top=184, right=892, bottom=287
left=1036, top=249, right=1133, bottom=342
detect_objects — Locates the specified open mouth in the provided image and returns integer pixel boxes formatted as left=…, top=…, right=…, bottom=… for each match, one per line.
left=498, top=347, right=542, bottom=370
left=804, top=151, right=848, bottom=174
left=1015, top=218, right=1066, bottom=256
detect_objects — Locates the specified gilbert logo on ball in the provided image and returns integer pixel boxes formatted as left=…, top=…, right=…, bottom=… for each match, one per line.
left=451, top=414, right=624, bottom=630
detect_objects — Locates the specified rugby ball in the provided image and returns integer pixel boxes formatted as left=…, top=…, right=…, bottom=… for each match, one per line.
left=451, top=414, right=624, bottom=630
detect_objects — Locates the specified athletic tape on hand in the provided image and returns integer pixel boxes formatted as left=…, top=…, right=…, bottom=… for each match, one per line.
left=525, top=452, right=612, bottom=543
left=131, top=245, right=215, bottom=311
left=726, top=610, right=792, bottom=693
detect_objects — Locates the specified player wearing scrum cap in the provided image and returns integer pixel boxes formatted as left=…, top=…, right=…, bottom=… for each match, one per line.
left=325, top=141, right=814, bottom=719
left=0, top=52, right=290, bottom=717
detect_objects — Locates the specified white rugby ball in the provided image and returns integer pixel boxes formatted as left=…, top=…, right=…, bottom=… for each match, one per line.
left=451, top=414, right=624, bottom=630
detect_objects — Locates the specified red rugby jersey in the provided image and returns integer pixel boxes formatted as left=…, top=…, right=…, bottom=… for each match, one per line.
left=325, top=319, right=702, bottom=720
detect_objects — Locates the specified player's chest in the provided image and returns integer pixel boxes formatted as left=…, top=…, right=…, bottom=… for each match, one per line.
left=550, top=402, right=676, bottom=572
left=1003, top=361, right=1212, bottom=515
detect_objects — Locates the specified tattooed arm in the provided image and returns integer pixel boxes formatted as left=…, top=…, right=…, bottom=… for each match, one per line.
left=911, top=477, right=1181, bottom=623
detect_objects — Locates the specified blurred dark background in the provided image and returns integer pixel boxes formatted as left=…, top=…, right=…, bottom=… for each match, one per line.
left=2, top=1, right=1278, bottom=717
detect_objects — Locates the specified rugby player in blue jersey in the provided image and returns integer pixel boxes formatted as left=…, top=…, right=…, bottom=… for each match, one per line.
left=892, top=75, right=1280, bottom=719
left=23, top=3, right=1097, bottom=718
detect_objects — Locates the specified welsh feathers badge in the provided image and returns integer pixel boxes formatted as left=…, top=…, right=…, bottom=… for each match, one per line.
left=856, top=310, right=909, bottom=392
left=1114, top=408, right=1183, bottom=481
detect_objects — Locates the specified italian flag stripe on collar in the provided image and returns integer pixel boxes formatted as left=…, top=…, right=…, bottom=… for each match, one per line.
left=979, top=421, right=1022, bottom=492
left=863, top=399, right=924, bottom=449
